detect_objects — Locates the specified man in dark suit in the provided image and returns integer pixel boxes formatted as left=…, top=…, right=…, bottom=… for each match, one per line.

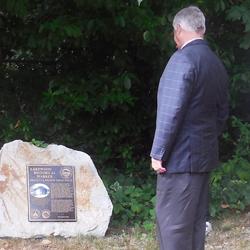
left=150, top=6, right=229, bottom=250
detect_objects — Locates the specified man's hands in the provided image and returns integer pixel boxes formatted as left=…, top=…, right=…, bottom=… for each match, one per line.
left=151, top=158, right=167, bottom=174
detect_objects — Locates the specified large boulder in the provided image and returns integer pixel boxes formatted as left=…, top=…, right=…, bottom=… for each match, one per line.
left=0, top=140, right=113, bottom=238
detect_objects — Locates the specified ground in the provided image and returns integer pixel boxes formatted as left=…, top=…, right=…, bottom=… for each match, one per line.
left=0, top=212, right=250, bottom=250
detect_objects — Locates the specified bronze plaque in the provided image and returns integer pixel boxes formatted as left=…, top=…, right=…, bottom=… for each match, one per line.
left=27, top=165, right=76, bottom=222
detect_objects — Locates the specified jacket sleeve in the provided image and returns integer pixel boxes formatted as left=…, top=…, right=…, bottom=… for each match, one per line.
left=150, top=53, right=195, bottom=161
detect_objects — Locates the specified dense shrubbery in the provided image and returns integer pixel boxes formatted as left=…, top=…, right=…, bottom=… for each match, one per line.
left=108, top=178, right=156, bottom=229
left=210, top=117, right=250, bottom=217
left=106, top=117, right=250, bottom=228
left=0, top=0, right=250, bottom=227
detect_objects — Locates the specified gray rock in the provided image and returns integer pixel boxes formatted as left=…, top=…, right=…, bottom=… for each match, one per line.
left=0, top=140, right=113, bottom=238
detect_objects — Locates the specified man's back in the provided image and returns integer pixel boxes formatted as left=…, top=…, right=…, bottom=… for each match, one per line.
left=151, top=39, right=229, bottom=173
left=182, top=39, right=228, bottom=129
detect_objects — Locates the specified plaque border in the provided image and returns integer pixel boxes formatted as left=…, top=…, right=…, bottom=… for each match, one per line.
left=27, top=164, right=77, bottom=222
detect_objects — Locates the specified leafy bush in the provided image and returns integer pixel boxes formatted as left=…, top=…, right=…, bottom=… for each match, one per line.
left=210, top=117, right=250, bottom=217
left=0, top=116, right=33, bottom=144
left=106, top=116, right=250, bottom=227
left=104, top=173, right=156, bottom=230
left=31, top=138, right=48, bottom=148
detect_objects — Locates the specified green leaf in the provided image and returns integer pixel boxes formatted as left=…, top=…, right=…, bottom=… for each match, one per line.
left=124, top=76, right=131, bottom=90
left=143, top=30, right=151, bottom=42
left=227, top=6, right=245, bottom=21
left=116, top=16, right=126, bottom=28
left=239, top=33, right=250, bottom=49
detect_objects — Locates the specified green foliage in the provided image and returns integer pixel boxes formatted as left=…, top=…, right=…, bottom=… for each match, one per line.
left=106, top=175, right=156, bottom=230
left=31, top=138, right=48, bottom=148
left=0, top=0, right=29, bottom=17
left=0, top=116, right=32, bottom=142
left=210, top=117, right=250, bottom=217
left=106, top=116, right=250, bottom=226
left=227, top=2, right=250, bottom=49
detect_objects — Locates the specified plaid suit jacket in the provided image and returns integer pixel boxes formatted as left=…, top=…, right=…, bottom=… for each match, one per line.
left=150, top=39, right=229, bottom=173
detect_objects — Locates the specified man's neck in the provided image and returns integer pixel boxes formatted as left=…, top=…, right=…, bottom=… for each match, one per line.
left=181, top=37, right=203, bottom=49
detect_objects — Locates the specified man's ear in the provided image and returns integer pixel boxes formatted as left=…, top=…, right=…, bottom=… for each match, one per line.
left=175, top=24, right=182, bottom=35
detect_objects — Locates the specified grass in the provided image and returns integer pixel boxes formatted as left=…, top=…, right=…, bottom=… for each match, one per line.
left=205, top=211, right=250, bottom=250
left=0, top=212, right=250, bottom=250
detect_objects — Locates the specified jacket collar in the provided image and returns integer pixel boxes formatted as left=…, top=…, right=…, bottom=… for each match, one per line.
left=181, top=38, right=203, bottom=49
left=182, top=39, right=208, bottom=49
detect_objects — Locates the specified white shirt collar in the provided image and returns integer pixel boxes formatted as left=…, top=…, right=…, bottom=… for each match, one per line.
left=181, top=38, right=203, bottom=49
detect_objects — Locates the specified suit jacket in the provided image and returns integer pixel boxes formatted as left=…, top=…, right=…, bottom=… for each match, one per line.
left=150, top=39, right=229, bottom=173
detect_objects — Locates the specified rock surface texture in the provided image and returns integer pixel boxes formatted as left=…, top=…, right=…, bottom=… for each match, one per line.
left=0, top=140, right=113, bottom=238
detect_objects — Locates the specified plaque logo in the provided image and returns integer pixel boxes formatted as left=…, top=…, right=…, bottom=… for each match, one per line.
left=42, top=210, right=51, bottom=219
left=31, top=209, right=41, bottom=219
left=60, top=167, right=72, bottom=178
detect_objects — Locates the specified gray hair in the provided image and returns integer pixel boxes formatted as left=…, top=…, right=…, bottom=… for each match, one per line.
left=173, top=6, right=206, bottom=34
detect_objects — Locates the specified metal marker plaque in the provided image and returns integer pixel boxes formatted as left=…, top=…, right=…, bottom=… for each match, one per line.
left=27, top=165, right=76, bottom=222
